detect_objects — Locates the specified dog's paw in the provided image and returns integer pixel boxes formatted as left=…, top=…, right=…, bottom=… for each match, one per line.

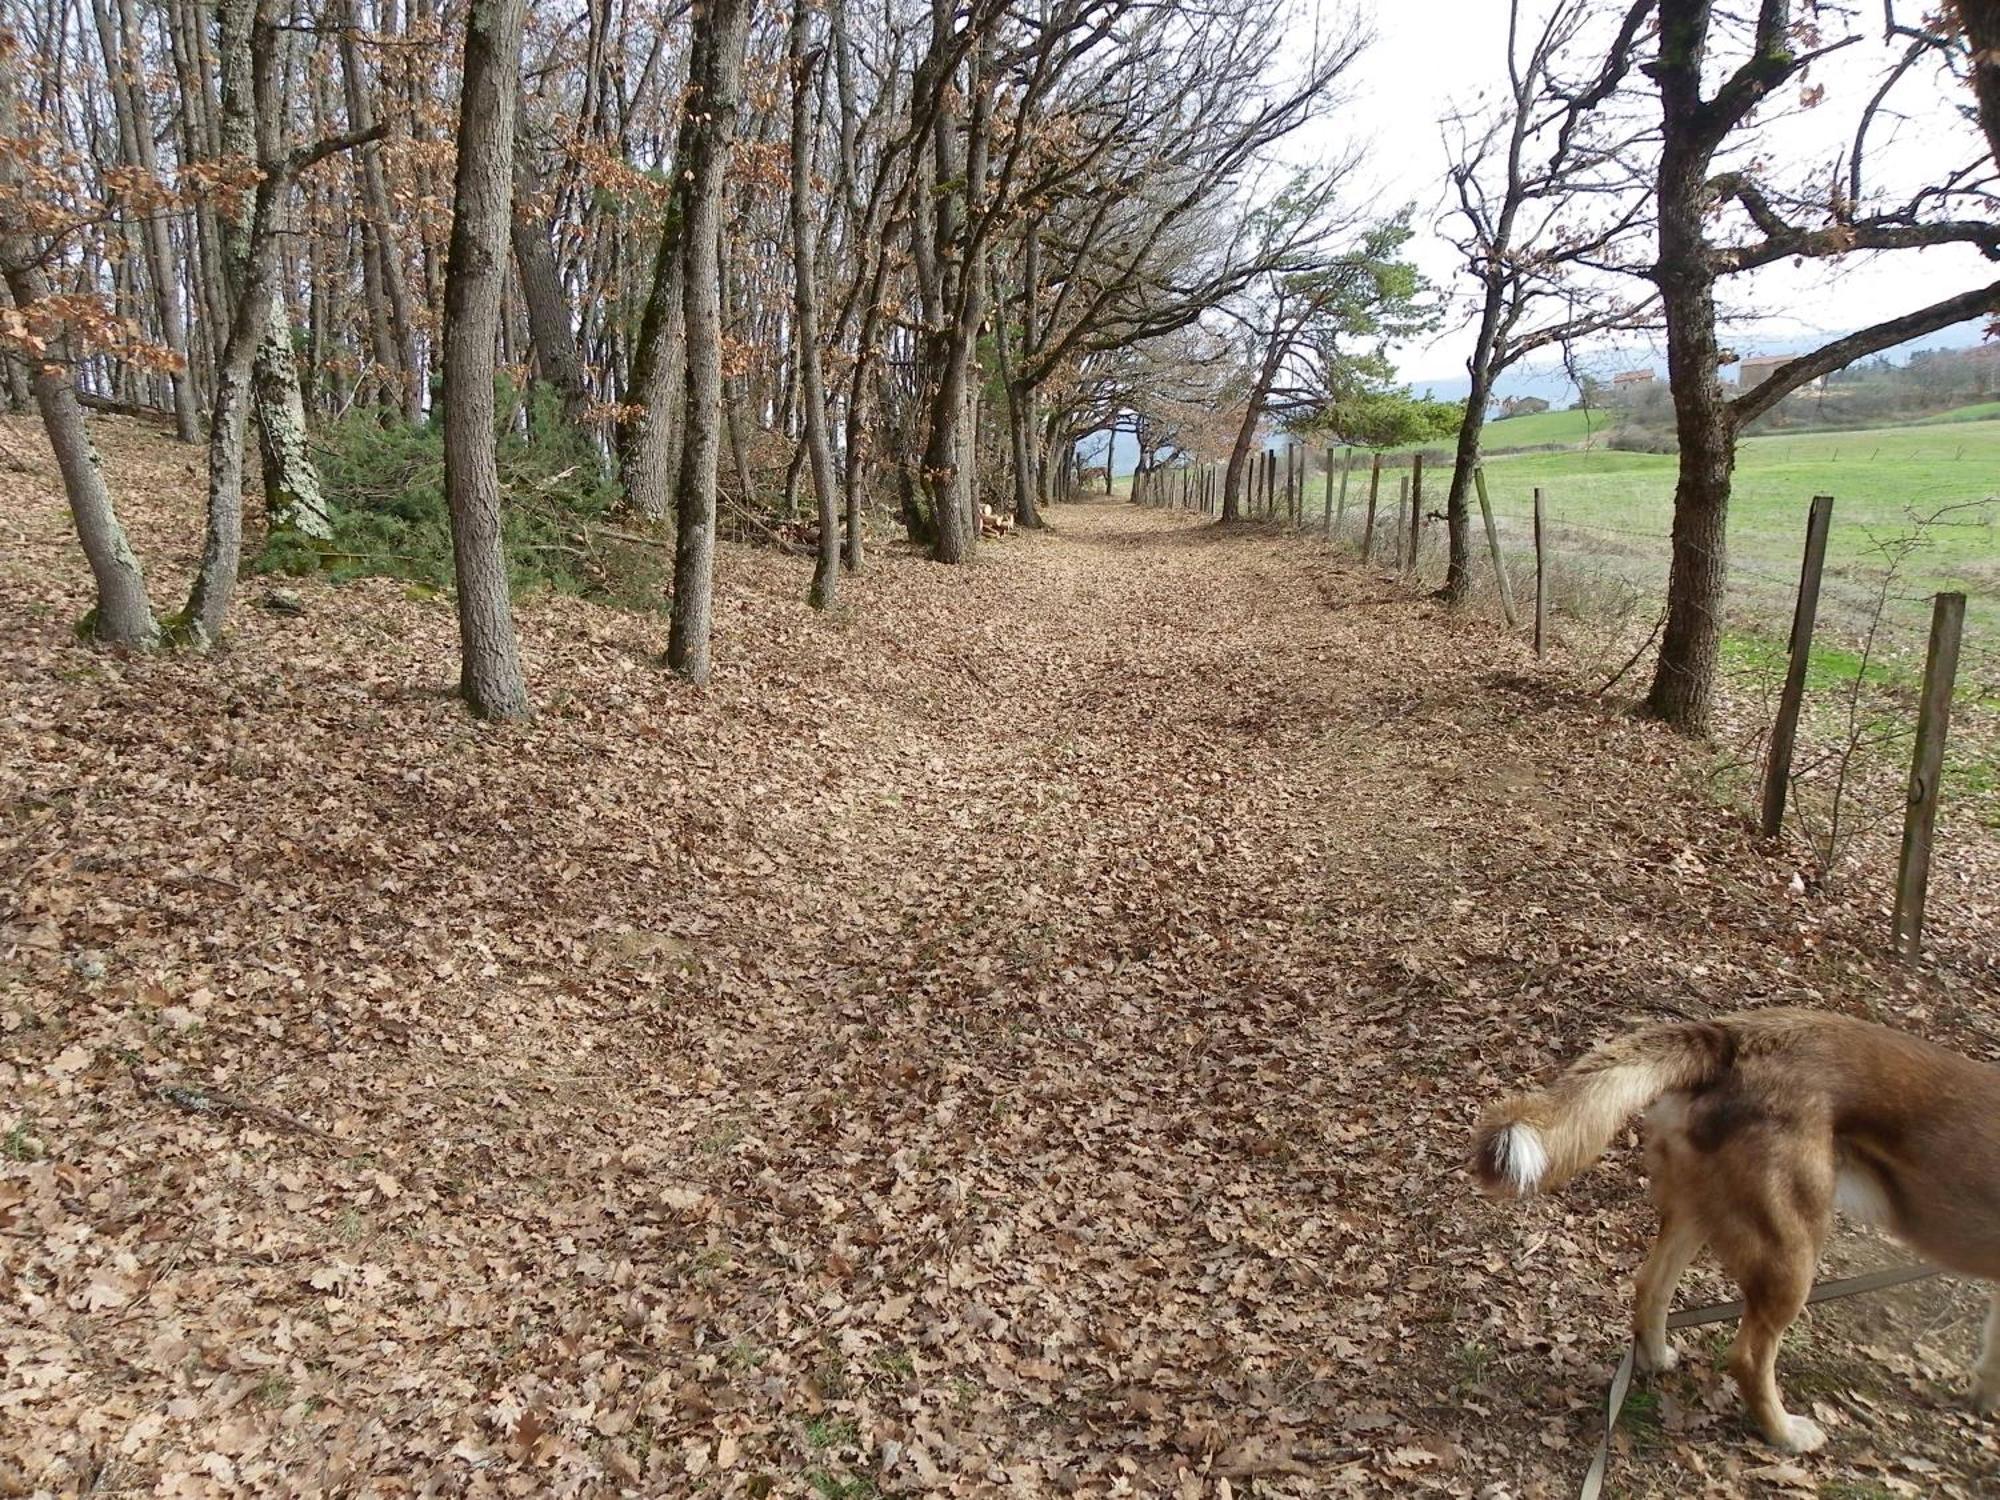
left=1636, top=1341, right=1680, bottom=1374
left=1772, top=1415, right=1827, bottom=1454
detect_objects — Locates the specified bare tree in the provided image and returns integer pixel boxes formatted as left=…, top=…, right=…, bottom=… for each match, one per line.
left=1437, top=0, right=1655, bottom=605
left=511, top=111, right=592, bottom=426
left=441, top=0, right=530, bottom=718
left=1634, top=0, right=2000, bottom=732
left=790, top=0, right=840, bottom=609
left=213, top=0, right=332, bottom=542
left=0, top=28, right=158, bottom=645
left=87, top=0, right=200, bottom=442
left=181, top=0, right=380, bottom=644
left=665, top=0, right=754, bottom=680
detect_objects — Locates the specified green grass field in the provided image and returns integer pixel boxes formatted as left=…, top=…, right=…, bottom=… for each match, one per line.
left=1474, top=405, right=1614, bottom=450
left=1468, top=419, right=2000, bottom=670
left=1914, top=400, right=2000, bottom=425
left=1131, top=417, right=1998, bottom=693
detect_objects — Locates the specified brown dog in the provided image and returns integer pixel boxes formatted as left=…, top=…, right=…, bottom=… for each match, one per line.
left=1473, top=1009, right=2000, bottom=1452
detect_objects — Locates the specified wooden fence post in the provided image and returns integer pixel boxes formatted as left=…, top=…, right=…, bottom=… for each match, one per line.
left=1473, top=466, right=1519, bottom=627
left=1892, top=591, right=1966, bottom=960
left=1404, top=454, right=1423, bottom=577
left=1396, top=474, right=1411, bottom=574
left=1533, top=487, right=1547, bottom=658
left=1362, top=453, right=1382, bottom=560
left=1759, top=494, right=1835, bottom=838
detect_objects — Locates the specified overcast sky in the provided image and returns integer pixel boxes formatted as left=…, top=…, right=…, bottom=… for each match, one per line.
left=1303, top=0, right=1998, bottom=396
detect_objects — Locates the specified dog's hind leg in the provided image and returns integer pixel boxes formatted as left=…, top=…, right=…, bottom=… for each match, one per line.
left=1725, top=1247, right=1824, bottom=1452
left=1633, top=1213, right=1705, bottom=1373
left=1974, top=1286, right=2000, bottom=1414
left=1719, top=1237, right=1824, bottom=1453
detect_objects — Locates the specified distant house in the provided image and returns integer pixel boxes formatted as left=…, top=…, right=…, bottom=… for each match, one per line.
left=1496, top=395, right=1549, bottom=419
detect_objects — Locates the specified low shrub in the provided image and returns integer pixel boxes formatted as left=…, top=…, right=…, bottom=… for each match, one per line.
left=258, top=382, right=671, bottom=609
left=1607, top=425, right=1677, bottom=454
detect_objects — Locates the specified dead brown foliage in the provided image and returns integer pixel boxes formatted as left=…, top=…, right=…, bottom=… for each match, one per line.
left=2, top=416, right=1997, bottom=1495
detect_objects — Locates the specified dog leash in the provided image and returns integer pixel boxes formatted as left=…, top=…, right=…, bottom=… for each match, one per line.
left=1577, top=1263, right=1938, bottom=1500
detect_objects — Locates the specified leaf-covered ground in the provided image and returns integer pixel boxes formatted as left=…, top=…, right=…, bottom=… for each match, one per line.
left=4, top=415, right=1999, bottom=1497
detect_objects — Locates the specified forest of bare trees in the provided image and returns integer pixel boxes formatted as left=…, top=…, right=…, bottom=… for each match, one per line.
left=2, top=0, right=1998, bottom=736
left=0, top=0, right=1377, bottom=717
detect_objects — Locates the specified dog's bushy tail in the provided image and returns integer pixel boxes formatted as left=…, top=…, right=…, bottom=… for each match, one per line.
left=1472, top=1020, right=1736, bottom=1198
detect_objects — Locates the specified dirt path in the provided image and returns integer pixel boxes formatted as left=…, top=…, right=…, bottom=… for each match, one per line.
left=5, top=440, right=1998, bottom=1496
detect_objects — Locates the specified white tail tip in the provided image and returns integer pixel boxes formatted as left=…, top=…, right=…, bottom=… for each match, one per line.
left=1495, top=1123, right=1548, bottom=1195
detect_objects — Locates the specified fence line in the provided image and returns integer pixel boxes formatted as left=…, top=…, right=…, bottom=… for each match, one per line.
left=1128, top=444, right=1996, bottom=961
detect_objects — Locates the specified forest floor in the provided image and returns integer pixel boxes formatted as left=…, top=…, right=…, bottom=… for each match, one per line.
left=4, top=414, right=2000, bottom=1499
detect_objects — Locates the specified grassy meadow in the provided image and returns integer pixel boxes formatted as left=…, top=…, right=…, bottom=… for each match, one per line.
left=1129, top=415, right=1999, bottom=698
left=1472, top=419, right=2000, bottom=672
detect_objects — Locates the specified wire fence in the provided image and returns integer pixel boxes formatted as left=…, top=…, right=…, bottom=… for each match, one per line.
left=1131, top=445, right=2000, bottom=961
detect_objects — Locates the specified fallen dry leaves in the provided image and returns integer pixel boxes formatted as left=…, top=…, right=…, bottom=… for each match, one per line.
left=2, top=415, right=1998, bottom=1497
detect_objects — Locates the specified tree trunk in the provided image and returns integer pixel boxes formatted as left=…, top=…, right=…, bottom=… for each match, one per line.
left=0, top=277, right=31, bottom=411
left=722, top=247, right=757, bottom=507
left=1643, top=0, right=1738, bottom=734
left=617, top=202, right=686, bottom=521
left=1961, top=0, right=2000, bottom=168
left=441, top=0, right=531, bottom=718
left=840, top=246, right=892, bottom=572
left=215, top=0, right=331, bottom=540
left=166, top=0, right=231, bottom=378
left=251, top=291, right=332, bottom=536
left=1441, top=339, right=1497, bottom=605
left=338, top=0, right=422, bottom=422
left=789, top=0, right=839, bottom=609
left=1221, top=332, right=1286, bottom=522
left=910, top=0, right=989, bottom=564
left=510, top=122, right=591, bottom=424
left=1003, top=376, right=1040, bottom=531
left=665, top=0, right=753, bottom=681
left=94, top=0, right=202, bottom=443
left=0, top=82, right=159, bottom=646
left=181, top=0, right=291, bottom=641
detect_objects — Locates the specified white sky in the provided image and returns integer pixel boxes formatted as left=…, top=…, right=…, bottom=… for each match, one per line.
left=1306, top=0, right=1999, bottom=394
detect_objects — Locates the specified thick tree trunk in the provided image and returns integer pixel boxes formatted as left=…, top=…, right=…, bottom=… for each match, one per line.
left=441, top=0, right=530, bottom=718
left=1960, top=0, right=2000, bottom=168
left=1643, top=0, right=1739, bottom=734
left=250, top=295, right=331, bottom=537
left=789, top=0, right=839, bottom=610
left=910, top=0, right=989, bottom=564
left=666, top=0, right=753, bottom=681
left=182, top=0, right=290, bottom=640
left=1644, top=247, right=1735, bottom=732
left=182, top=298, right=265, bottom=642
